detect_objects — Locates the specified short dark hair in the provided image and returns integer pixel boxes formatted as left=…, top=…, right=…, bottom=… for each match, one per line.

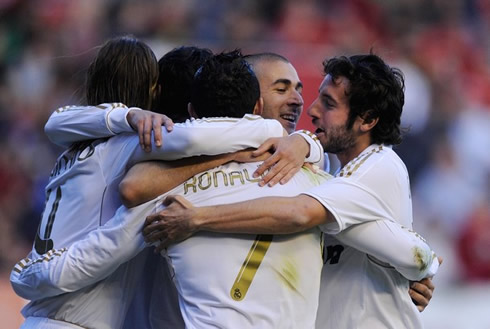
left=323, top=54, right=405, bottom=145
left=244, top=52, right=290, bottom=66
left=86, top=35, right=158, bottom=110
left=154, top=46, right=213, bottom=122
left=191, top=49, right=260, bottom=118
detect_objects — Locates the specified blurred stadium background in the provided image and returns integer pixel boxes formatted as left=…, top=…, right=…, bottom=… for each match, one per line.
left=0, top=0, right=489, bottom=328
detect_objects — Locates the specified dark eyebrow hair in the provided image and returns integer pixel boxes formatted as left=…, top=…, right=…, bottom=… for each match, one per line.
left=272, top=78, right=303, bottom=90
left=322, top=92, right=338, bottom=106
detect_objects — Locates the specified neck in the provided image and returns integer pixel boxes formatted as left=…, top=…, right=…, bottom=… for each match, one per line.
left=337, top=139, right=373, bottom=168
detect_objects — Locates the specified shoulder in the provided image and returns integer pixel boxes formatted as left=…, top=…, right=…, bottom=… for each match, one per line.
left=337, top=145, right=408, bottom=182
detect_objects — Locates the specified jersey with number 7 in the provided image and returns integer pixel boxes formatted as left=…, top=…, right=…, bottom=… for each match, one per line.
left=156, top=162, right=331, bottom=329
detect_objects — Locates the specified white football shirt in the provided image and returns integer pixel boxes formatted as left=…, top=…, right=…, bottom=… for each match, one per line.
left=304, top=144, right=429, bottom=329
left=157, top=163, right=331, bottom=329
left=16, top=106, right=284, bottom=329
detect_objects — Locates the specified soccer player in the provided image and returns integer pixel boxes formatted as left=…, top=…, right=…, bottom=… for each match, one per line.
left=11, top=39, right=285, bottom=329
left=12, top=50, right=329, bottom=328
left=143, top=53, right=440, bottom=329
left=124, top=51, right=436, bottom=313
left=13, top=48, right=436, bottom=326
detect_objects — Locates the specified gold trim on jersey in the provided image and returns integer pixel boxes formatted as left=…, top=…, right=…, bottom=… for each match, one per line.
left=230, top=234, right=273, bottom=301
left=55, top=103, right=126, bottom=113
left=12, top=248, right=68, bottom=274
left=296, top=129, right=320, bottom=142
left=338, top=145, right=383, bottom=178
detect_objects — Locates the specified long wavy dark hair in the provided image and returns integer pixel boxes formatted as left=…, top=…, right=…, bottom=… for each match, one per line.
left=85, top=35, right=158, bottom=110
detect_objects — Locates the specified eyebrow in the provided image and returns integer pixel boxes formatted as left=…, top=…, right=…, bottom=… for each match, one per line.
left=272, top=79, right=303, bottom=90
left=322, top=92, right=338, bottom=106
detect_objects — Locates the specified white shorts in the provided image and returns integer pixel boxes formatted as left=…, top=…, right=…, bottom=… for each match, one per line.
left=21, top=317, right=85, bottom=328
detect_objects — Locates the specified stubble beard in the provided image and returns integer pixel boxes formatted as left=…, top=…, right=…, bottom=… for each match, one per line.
left=321, top=123, right=356, bottom=154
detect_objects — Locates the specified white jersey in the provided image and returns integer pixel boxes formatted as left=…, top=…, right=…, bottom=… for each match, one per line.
left=304, top=144, right=435, bottom=329
left=15, top=104, right=284, bottom=329
left=157, top=162, right=331, bottom=329
left=13, top=163, right=331, bottom=329
left=11, top=159, right=438, bottom=329
left=12, top=114, right=437, bottom=328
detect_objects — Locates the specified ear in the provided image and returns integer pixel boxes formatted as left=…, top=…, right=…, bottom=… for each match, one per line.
left=188, top=103, right=199, bottom=119
left=359, top=111, right=378, bottom=133
left=253, top=97, right=264, bottom=116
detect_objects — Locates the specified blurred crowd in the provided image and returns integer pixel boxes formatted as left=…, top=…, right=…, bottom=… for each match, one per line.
left=0, top=0, right=489, bottom=288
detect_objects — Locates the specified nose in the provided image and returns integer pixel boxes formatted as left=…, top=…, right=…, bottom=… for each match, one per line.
left=289, top=89, right=304, bottom=107
left=307, top=97, right=319, bottom=120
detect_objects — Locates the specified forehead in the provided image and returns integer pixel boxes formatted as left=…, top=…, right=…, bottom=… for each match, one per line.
left=319, top=74, right=349, bottom=93
left=318, top=74, right=350, bottom=104
left=254, top=60, right=300, bottom=86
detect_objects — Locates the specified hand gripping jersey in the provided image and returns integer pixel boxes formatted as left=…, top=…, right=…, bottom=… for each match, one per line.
left=12, top=104, right=284, bottom=329
left=12, top=107, right=438, bottom=328
left=304, top=144, right=439, bottom=329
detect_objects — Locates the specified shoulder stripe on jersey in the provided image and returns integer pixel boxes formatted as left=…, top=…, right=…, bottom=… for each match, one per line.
left=55, top=105, right=76, bottom=113
left=338, top=145, right=383, bottom=178
left=12, top=248, right=68, bottom=273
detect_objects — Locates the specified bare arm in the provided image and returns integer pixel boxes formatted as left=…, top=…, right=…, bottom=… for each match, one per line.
left=143, top=194, right=334, bottom=251
left=119, top=149, right=272, bottom=208
left=120, top=154, right=236, bottom=208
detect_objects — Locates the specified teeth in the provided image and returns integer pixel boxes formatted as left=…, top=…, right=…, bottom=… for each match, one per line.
left=281, top=115, right=296, bottom=122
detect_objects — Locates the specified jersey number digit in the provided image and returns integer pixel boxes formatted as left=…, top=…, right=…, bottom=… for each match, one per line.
left=324, top=245, right=344, bottom=265
left=34, top=187, right=62, bottom=254
left=230, top=234, right=273, bottom=301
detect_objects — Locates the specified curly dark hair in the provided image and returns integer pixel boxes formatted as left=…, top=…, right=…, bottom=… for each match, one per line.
left=154, top=46, right=213, bottom=122
left=191, top=49, right=260, bottom=118
left=323, top=53, right=405, bottom=145
left=86, top=35, right=158, bottom=110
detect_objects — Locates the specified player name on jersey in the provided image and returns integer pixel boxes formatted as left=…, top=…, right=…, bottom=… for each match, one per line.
left=184, top=168, right=261, bottom=194
left=50, top=142, right=97, bottom=178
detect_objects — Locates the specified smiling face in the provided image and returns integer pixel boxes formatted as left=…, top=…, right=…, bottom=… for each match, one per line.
left=253, top=60, right=304, bottom=133
left=307, top=74, right=359, bottom=156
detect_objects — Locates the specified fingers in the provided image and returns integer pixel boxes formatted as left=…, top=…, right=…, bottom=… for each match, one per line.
left=252, top=138, right=278, bottom=157
left=279, top=165, right=301, bottom=185
left=409, top=279, right=434, bottom=312
left=152, top=118, right=162, bottom=148
left=253, top=153, right=279, bottom=180
left=264, top=162, right=302, bottom=186
left=162, top=115, right=174, bottom=132
left=143, top=118, right=152, bottom=152
left=411, top=280, right=434, bottom=299
left=137, top=118, right=145, bottom=151
left=409, top=288, right=428, bottom=312
left=153, top=114, right=174, bottom=148
left=419, top=277, right=435, bottom=291
left=142, top=215, right=164, bottom=241
left=128, top=110, right=173, bottom=152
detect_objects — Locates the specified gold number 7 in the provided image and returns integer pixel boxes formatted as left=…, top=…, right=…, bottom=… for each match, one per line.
left=230, top=234, right=273, bottom=301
